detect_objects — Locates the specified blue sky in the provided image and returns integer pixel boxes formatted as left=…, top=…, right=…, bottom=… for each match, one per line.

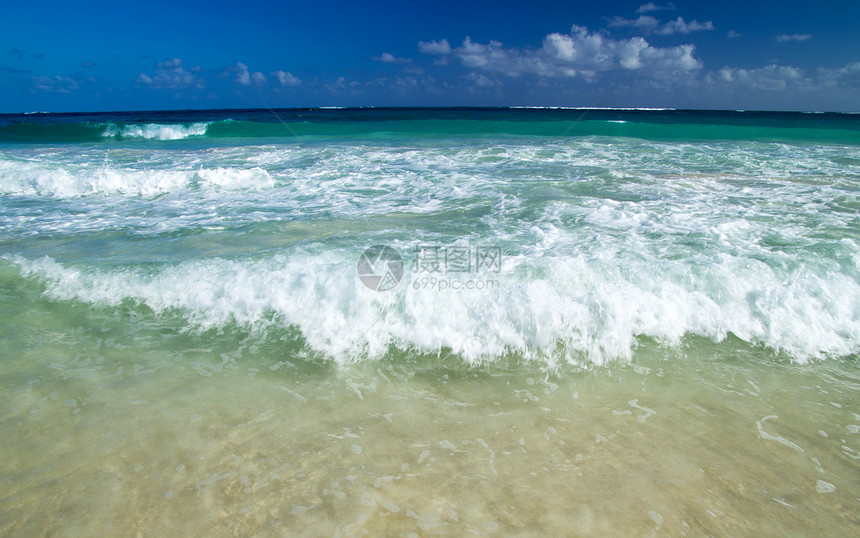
left=1, top=1, right=858, bottom=112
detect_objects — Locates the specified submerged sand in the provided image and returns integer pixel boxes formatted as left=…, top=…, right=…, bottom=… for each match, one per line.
left=1, top=334, right=857, bottom=536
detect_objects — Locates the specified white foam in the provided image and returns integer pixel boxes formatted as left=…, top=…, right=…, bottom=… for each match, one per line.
left=0, top=159, right=190, bottom=197
left=0, top=158, right=274, bottom=198
left=195, top=167, right=275, bottom=190
left=101, top=122, right=209, bottom=140
left=9, top=243, right=860, bottom=366
left=3, top=136, right=859, bottom=365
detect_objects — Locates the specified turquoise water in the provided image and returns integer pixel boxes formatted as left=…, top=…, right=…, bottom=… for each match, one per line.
left=0, top=108, right=858, bottom=535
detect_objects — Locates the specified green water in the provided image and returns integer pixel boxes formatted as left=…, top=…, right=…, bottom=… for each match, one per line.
left=0, top=108, right=858, bottom=534
left=1, top=294, right=857, bottom=535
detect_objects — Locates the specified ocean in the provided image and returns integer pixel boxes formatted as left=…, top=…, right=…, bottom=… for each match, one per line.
left=0, top=107, right=858, bottom=535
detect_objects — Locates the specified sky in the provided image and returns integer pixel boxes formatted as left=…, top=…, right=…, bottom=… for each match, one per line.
left=1, top=1, right=858, bottom=112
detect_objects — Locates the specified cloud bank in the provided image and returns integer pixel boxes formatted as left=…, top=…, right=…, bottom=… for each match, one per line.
left=138, top=58, right=204, bottom=89
left=608, top=16, right=714, bottom=35
left=420, top=25, right=702, bottom=82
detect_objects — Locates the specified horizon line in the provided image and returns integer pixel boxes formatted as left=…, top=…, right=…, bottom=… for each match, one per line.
left=3, top=105, right=859, bottom=116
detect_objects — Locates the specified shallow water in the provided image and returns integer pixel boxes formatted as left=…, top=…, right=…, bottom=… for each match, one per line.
left=1, top=318, right=858, bottom=535
left=1, top=108, right=858, bottom=534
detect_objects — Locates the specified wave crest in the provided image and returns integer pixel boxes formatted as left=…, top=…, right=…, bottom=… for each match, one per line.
left=100, top=122, right=209, bottom=140
left=0, top=159, right=274, bottom=197
left=8, top=252, right=860, bottom=367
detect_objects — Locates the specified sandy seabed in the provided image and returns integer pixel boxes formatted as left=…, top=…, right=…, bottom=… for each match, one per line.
left=1, top=332, right=858, bottom=537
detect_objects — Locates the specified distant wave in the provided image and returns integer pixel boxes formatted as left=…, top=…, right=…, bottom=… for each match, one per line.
left=100, top=122, right=210, bottom=140
left=0, top=158, right=275, bottom=197
left=0, top=121, right=214, bottom=142
left=1, top=108, right=859, bottom=143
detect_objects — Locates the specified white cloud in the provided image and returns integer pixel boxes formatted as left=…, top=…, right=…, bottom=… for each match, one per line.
left=236, top=62, right=266, bottom=85
left=776, top=33, right=811, bottom=42
left=414, top=21, right=860, bottom=107
left=324, top=76, right=347, bottom=92
left=711, top=64, right=809, bottom=91
left=636, top=2, right=675, bottom=14
left=700, top=60, right=860, bottom=102
left=817, top=62, right=860, bottom=88
left=657, top=17, right=714, bottom=35
left=373, top=52, right=412, bottom=64
left=236, top=62, right=250, bottom=84
left=608, top=15, right=659, bottom=32
left=464, top=72, right=498, bottom=87
left=418, top=39, right=452, bottom=54
left=458, top=37, right=507, bottom=68
left=159, top=58, right=181, bottom=69
left=419, top=25, right=702, bottom=81
left=609, top=15, right=714, bottom=35
left=393, top=76, right=420, bottom=90
left=137, top=58, right=204, bottom=89
left=32, top=75, right=80, bottom=93
left=402, top=65, right=426, bottom=74
left=272, top=70, right=301, bottom=86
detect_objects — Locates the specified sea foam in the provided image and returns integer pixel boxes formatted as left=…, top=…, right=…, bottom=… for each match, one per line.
left=100, top=122, right=209, bottom=140
left=0, top=158, right=274, bottom=197
left=9, top=245, right=860, bottom=366
left=3, top=133, right=858, bottom=365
